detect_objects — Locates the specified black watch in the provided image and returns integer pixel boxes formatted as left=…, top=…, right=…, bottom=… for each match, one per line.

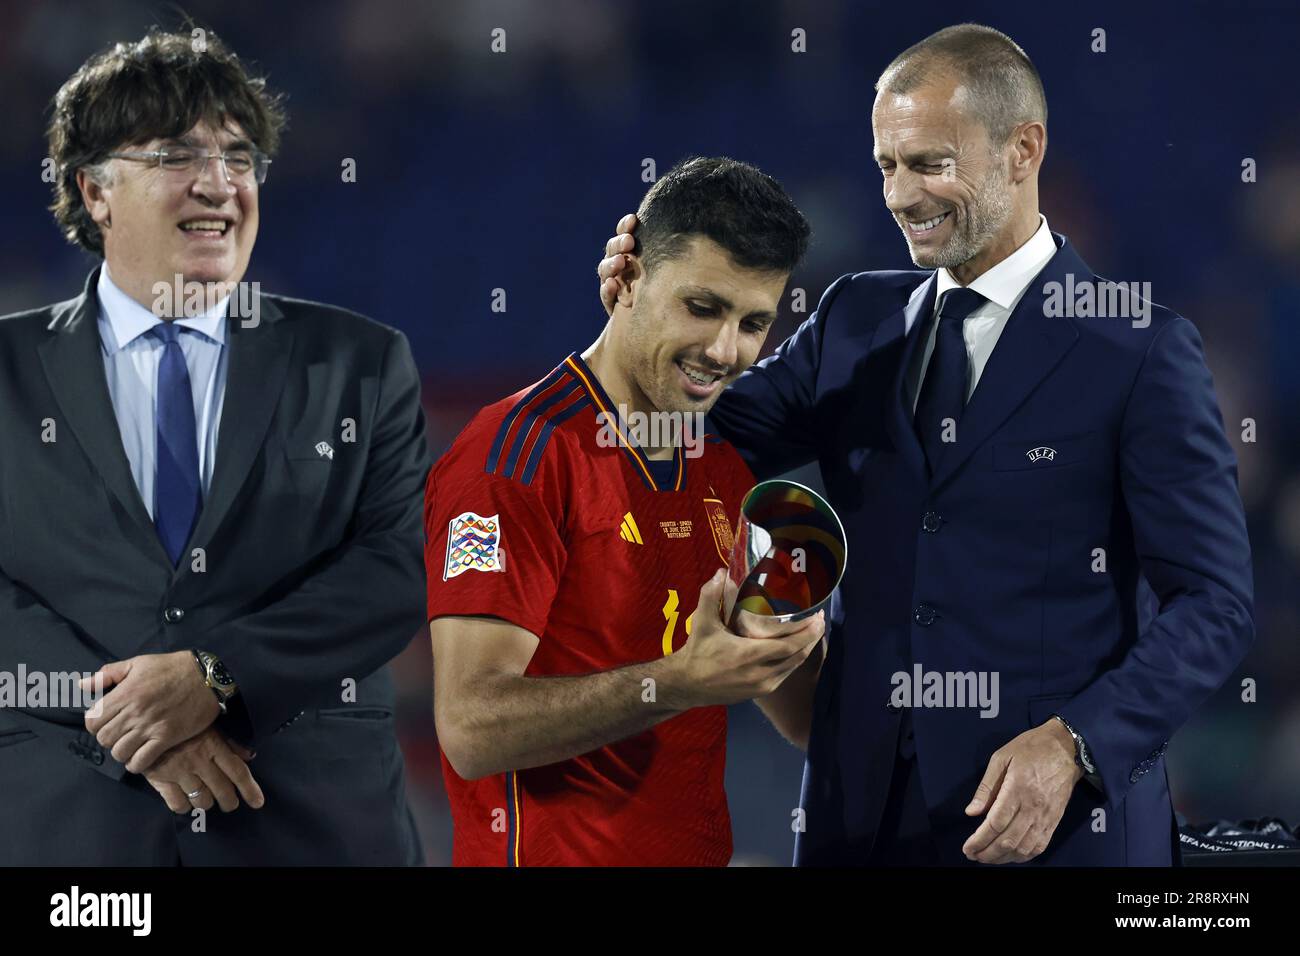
left=193, top=649, right=238, bottom=714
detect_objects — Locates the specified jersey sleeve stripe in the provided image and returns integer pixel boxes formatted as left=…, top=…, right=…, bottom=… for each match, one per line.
left=519, top=393, right=591, bottom=485
left=500, top=379, right=583, bottom=479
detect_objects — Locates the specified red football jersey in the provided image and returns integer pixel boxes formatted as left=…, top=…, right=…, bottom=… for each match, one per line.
left=425, top=352, right=756, bottom=866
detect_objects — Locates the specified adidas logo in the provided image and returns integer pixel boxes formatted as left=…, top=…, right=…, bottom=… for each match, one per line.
left=618, top=511, right=643, bottom=545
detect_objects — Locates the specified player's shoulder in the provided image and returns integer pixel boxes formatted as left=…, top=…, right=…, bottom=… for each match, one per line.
left=697, top=424, right=744, bottom=459
left=697, top=422, right=756, bottom=482
left=433, top=356, right=595, bottom=489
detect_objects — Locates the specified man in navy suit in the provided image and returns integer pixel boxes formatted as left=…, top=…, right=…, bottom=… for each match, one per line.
left=597, top=24, right=1253, bottom=865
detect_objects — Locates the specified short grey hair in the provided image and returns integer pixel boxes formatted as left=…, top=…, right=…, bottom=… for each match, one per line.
left=875, top=23, right=1047, bottom=146
left=81, top=157, right=116, bottom=188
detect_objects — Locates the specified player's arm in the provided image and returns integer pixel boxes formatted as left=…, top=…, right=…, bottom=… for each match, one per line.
left=432, top=571, right=823, bottom=780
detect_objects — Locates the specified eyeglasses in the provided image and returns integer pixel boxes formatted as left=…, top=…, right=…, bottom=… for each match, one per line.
left=105, top=146, right=272, bottom=186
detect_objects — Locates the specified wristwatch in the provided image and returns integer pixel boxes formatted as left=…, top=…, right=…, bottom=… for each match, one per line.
left=1052, top=714, right=1102, bottom=791
left=193, top=649, right=238, bottom=714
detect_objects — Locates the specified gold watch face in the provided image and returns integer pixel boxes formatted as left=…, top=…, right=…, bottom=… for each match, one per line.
left=209, top=659, right=235, bottom=689
left=202, top=654, right=236, bottom=696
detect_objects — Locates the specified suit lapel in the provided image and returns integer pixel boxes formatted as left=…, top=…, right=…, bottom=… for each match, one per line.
left=188, top=293, right=293, bottom=550
left=37, top=268, right=169, bottom=565
left=882, top=273, right=938, bottom=480
left=929, top=236, right=1084, bottom=491
left=38, top=274, right=297, bottom=570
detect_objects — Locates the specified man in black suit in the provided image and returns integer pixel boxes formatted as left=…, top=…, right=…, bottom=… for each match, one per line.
left=0, top=28, right=428, bottom=864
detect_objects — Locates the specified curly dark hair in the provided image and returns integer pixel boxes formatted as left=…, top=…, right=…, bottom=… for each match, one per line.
left=46, top=27, right=287, bottom=255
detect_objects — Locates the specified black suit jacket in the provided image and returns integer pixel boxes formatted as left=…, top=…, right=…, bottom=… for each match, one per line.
left=0, top=268, right=431, bottom=864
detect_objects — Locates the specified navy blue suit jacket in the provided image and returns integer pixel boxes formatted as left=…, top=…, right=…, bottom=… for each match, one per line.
left=709, top=233, right=1254, bottom=866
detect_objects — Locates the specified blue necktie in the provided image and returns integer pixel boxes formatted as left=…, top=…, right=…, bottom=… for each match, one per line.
left=914, top=288, right=985, bottom=476
left=149, top=322, right=202, bottom=565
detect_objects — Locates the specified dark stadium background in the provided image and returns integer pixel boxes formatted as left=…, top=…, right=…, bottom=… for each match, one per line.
left=2, top=0, right=1296, bottom=865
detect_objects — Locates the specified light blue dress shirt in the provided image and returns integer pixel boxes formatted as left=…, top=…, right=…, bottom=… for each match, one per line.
left=96, top=266, right=229, bottom=520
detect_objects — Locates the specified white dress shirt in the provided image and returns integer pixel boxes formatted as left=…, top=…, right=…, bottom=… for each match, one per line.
left=96, top=265, right=230, bottom=519
left=907, top=214, right=1058, bottom=412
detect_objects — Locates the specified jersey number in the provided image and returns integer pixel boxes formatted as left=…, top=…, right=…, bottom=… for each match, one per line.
left=661, top=590, right=695, bottom=656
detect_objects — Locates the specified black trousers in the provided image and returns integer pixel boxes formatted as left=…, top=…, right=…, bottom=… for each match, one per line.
left=867, top=710, right=941, bottom=865
left=0, top=708, right=424, bottom=866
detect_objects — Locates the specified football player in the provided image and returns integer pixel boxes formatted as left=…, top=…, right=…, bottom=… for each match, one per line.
left=425, top=157, right=822, bottom=865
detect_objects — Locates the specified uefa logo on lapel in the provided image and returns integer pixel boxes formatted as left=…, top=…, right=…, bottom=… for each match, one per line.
left=315, top=441, right=335, bottom=461
left=1025, top=446, right=1057, bottom=463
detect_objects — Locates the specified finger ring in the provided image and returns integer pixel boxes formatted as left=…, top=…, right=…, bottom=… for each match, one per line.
left=186, top=789, right=203, bottom=800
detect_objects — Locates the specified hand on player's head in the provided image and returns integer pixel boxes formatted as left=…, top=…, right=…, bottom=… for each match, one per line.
left=598, top=213, right=639, bottom=316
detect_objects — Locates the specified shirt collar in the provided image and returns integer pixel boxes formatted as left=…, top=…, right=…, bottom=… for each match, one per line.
left=96, top=264, right=230, bottom=354
left=933, top=213, right=1057, bottom=310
